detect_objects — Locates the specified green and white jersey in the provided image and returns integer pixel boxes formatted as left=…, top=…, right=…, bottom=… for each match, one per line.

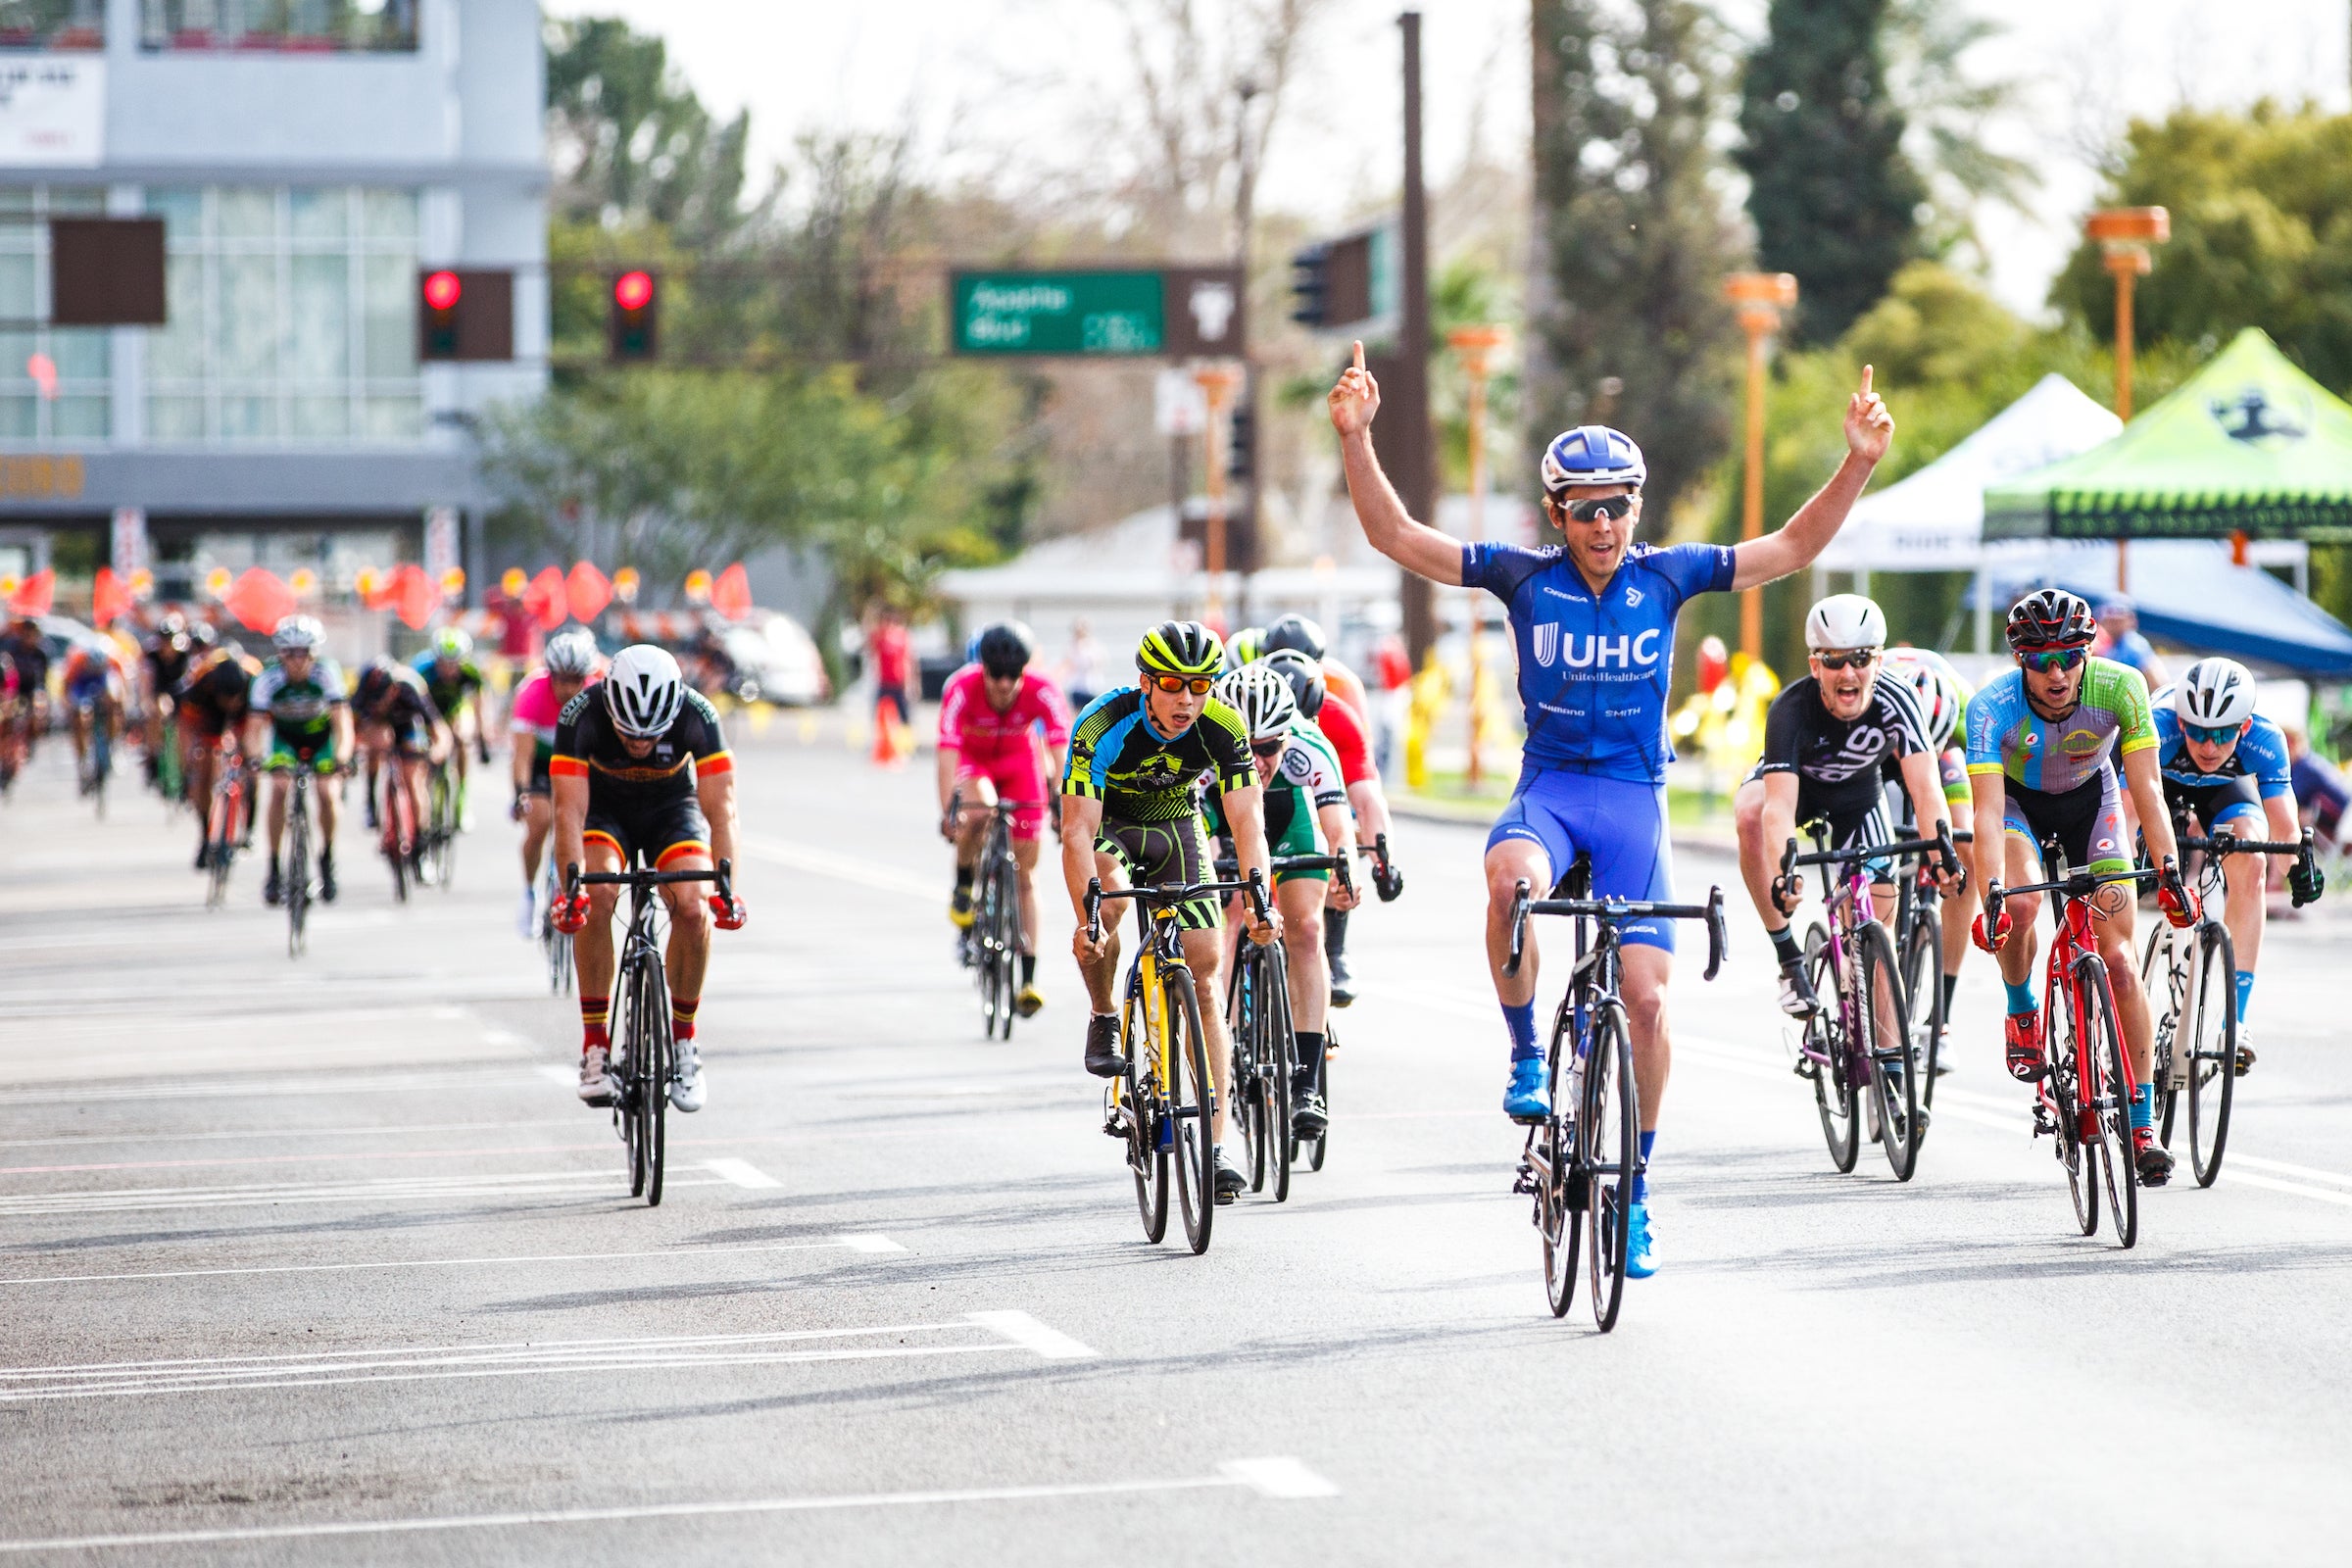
left=251, top=658, right=348, bottom=748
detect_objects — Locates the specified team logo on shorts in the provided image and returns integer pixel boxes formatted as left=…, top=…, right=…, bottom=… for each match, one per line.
left=1533, top=622, right=1559, bottom=667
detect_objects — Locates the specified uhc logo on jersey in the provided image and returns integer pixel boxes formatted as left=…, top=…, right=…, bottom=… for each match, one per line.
left=1538, top=626, right=1663, bottom=670
left=1533, top=623, right=1560, bottom=667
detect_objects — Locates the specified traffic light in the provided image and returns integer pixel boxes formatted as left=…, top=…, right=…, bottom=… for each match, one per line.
left=608, top=270, right=660, bottom=362
left=419, top=270, right=463, bottom=359
left=51, top=220, right=167, bottom=327
left=416, top=269, right=514, bottom=361
left=1290, top=244, right=1330, bottom=328
left=1227, top=403, right=1254, bottom=482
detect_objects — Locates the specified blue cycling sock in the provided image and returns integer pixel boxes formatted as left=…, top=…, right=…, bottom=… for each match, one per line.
left=2130, top=1084, right=2152, bottom=1131
left=1502, top=1001, right=1539, bottom=1063
left=2234, top=969, right=2255, bottom=1024
left=2004, top=978, right=2036, bottom=1016
left=1633, top=1129, right=1656, bottom=1202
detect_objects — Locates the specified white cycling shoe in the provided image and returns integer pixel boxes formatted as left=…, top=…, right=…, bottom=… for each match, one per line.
left=515, top=885, right=538, bottom=940
left=577, top=1047, right=615, bottom=1105
left=669, top=1044, right=706, bottom=1112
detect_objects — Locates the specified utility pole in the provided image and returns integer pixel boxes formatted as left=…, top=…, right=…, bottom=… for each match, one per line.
left=1448, top=325, right=1506, bottom=787
left=1396, top=11, right=1438, bottom=666
left=1234, top=78, right=1262, bottom=612
left=1196, top=364, right=1244, bottom=627
left=1724, top=271, right=1797, bottom=664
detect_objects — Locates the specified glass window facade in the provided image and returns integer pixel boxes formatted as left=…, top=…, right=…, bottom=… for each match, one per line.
left=0, top=1, right=103, bottom=49
left=140, top=0, right=416, bottom=53
left=0, top=185, right=110, bottom=444
left=146, top=185, right=423, bottom=446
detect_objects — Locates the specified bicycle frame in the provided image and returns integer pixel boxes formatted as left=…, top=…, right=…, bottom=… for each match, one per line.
left=1784, top=827, right=1954, bottom=1084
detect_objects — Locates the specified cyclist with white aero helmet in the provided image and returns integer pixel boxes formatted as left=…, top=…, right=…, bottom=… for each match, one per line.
left=1734, top=595, right=1962, bottom=1018
left=2148, top=656, right=2323, bottom=1073
left=1881, top=643, right=1976, bottom=1034
left=548, top=645, right=746, bottom=1113
left=1331, top=341, right=1892, bottom=1278
left=249, top=615, right=353, bottom=906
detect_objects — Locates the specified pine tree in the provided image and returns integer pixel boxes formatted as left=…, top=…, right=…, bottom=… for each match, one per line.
left=1736, top=0, right=1926, bottom=344
left=1527, top=0, right=1747, bottom=529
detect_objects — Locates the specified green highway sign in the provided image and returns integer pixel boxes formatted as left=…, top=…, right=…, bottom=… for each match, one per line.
left=949, top=267, right=1246, bottom=359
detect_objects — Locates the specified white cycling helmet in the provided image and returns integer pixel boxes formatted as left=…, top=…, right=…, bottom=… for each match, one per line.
left=1883, top=648, right=1965, bottom=751
left=602, top=644, right=687, bottom=739
left=543, top=627, right=598, bottom=678
left=271, top=614, right=324, bottom=653
left=1805, top=594, right=1887, bottom=652
left=2175, top=657, right=2259, bottom=730
left=1212, top=663, right=1297, bottom=742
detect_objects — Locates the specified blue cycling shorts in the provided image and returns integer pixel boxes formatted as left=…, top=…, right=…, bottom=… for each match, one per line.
left=1487, top=764, right=1677, bottom=952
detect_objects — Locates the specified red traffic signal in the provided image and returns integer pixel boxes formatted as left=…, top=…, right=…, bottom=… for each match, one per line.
left=421, top=270, right=463, bottom=313
left=416, top=269, right=513, bottom=362
left=608, top=270, right=659, bottom=362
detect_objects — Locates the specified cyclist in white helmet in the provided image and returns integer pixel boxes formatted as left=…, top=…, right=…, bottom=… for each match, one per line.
left=1881, top=645, right=1976, bottom=1040
left=2148, top=657, right=2322, bottom=1073
left=1734, top=596, right=1963, bottom=1017
left=548, top=644, right=746, bottom=1113
left=510, top=628, right=602, bottom=940
left=249, top=615, right=353, bottom=906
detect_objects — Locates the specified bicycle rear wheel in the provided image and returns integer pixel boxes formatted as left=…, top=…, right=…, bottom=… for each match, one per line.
left=1122, top=989, right=1169, bottom=1244
left=2140, top=922, right=2184, bottom=1142
left=1804, top=926, right=1858, bottom=1173
left=1298, top=1021, right=1331, bottom=1173
left=1586, top=999, right=1637, bottom=1333
left=1899, top=898, right=1945, bottom=1109
left=2185, top=921, right=2237, bottom=1188
left=2078, top=955, right=2137, bottom=1249
left=285, top=789, right=311, bottom=958
left=1225, top=951, right=1265, bottom=1193
left=1857, top=922, right=1920, bottom=1181
left=426, top=766, right=459, bottom=889
left=1166, top=973, right=1216, bottom=1254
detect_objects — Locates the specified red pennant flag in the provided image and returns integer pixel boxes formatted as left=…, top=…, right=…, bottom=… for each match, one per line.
left=390, top=564, right=441, bottom=631
left=8, top=566, right=53, bottom=617
left=710, top=563, right=753, bottom=622
left=523, top=565, right=567, bottom=632
left=566, top=561, right=612, bottom=625
left=224, top=567, right=295, bottom=635
left=91, top=566, right=130, bottom=626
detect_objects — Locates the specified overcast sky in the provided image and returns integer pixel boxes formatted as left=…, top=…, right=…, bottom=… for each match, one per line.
left=569, top=0, right=2352, bottom=318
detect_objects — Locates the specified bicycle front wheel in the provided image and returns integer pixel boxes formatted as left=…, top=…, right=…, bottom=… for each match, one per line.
left=1165, top=973, right=1216, bottom=1254
left=1123, top=990, right=1169, bottom=1244
left=2186, top=921, right=2237, bottom=1188
left=1804, top=925, right=1857, bottom=1173
left=1586, top=999, right=1638, bottom=1332
left=636, top=952, right=672, bottom=1206
left=1857, top=921, right=1920, bottom=1181
left=285, top=792, right=311, bottom=959
left=2078, top=955, right=2137, bottom=1250
left=1899, top=899, right=1945, bottom=1109
left=1264, top=946, right=1295, bottom=1204
left=2140, top=921, right=2184, bottom=1142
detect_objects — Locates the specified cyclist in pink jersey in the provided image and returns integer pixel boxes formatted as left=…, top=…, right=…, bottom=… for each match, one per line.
left=509, top=628, right=602, bottom=938
left=939, top=621, right=1071, bottom=1017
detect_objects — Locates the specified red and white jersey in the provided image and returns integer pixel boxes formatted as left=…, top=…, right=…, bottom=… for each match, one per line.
left=937, top=665, right=1072, bottom=768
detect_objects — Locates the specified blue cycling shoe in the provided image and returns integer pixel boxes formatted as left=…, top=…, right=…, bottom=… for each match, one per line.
left=1625, top=1200, right=1658, bottom=1278
left=1503, top=1058, right=1550, bottom=1122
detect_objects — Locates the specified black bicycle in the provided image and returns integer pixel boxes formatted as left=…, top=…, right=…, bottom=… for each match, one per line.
left=950, top=792, right=1038, bottom=1040
left=566, top=858, right=733, bottom=1207
left=268, top=759, right=334, bottom=959
left=1220, top=853, right=1354, bottom=1201
left=1890, top=826, right=1970, bottom=1107
left=1505, top=858, right=1726, bottom=1329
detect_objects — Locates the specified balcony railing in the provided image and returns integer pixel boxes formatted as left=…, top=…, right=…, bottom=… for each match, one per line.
left=140, top=1, right=416, bottom=54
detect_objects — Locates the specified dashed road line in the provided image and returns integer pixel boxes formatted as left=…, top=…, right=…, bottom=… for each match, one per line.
left=967, top=1309, right=1098, bottom=1360
left=0, top=1236, right=906, bottom=1287
left=703, top=1157, right=784, bottom=1189
left=0, top=1167, right=728, bottom=1217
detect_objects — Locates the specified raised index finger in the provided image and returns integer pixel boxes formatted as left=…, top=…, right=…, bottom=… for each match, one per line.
left=1859, top=364, right=1874, bottom=397
left=1351, top=340, right=1366, bottom=373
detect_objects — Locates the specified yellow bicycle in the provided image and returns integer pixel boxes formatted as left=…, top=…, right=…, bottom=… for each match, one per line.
left=1087, top=868, right=1270, bottom=1254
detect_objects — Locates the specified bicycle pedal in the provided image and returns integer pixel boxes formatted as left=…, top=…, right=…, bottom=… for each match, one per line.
left=1792, top=1055, right=1820, bottom=1081
left=1511, top=1159, right=1539, bottom=1197
left=2031, top=1102, right=2058, bottom=1138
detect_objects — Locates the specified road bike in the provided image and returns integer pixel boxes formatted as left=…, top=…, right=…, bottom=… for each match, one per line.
left=1984, top=849, right=2177, bottom=1250
left=1889, top=825, right=1970, bottom=1108
left=1504, top=857, right=1726, bottom=1329
left=1220, top=853, right=1353, bottom=1202
left=1087, top=867, right=1271, bottom=1255
left=74, top=693, right=114, bottom=817
left=566, top=857, right=734, bottom=1207
left=949, top=791, right=1037, bottom=1040
left=539, top=849, right=573, bottom=994
left=2141, top=826, right=2314, bottom=1187
left=1780, top=826, right=1957, bottom=1181
left=268, top=757, right=335, bottom=959
left=376, top=758, right=423, bottom=903
left=419, top=755, right=461, bottom=889
left=200, top=738, right=252, bottom=909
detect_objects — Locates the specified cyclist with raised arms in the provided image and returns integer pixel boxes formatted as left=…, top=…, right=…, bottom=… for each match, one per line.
left=1262, top=643, right=1398, bottom=1006
left=1207, top=662, right=1358, bottom=1139
left=940, top=620, right=1071, bottom=1018
left=1062, top=619, right=1282, bottom=1204
left=248, top=615, right=352, bottom=906
left=549, top=646, right=744, bottom=1112
left=509, top=628, right=600, bottom=939
left=1734, top=595, right=1962, bottom=1018
left=1966, top=589, right=2198, bottom=1186
left=1331, top=341, right=1892, bottom=1277
left=1881, top=645, right=1976, bottom=1035
left=2149, top=657, right=2322, bottom=1072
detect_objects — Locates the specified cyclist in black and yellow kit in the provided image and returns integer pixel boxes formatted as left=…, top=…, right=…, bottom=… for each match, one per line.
left=1061, top=619, right=1282, bottom=1202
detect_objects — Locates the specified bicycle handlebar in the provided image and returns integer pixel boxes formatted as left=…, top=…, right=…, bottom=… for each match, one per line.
left=1984, top=854, right=2169, bottom=910
left=1355, top=833, right=1404, bottom=901
left=1784, top=822, right=1958, bottom=873
left=566, top=857, right=735, bottom=901
left=1213, top=852, right=1355, bottom=899
left=1503, top=879, right=1727, bottom=984
left=1085, top=868, right=1270, bottom=946
left=2177, top=826, right=2314, bottom=859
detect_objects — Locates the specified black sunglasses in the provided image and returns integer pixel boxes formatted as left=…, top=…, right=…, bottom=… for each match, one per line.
left=1813, top=649, right=1878, bottom=671
left=1250, top=739, right=1285, bottom=760
left=1559, top=496, right=1637, bottom=522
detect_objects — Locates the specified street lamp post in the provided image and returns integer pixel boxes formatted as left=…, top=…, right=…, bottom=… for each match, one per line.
left=2086, top=206, right=2170, bottom=590
left=1447, top=324, right=1506, bottom=787
left=1195, top=363, right=1244, bottom=627
left=1725, top=271, right=1798, bottom=663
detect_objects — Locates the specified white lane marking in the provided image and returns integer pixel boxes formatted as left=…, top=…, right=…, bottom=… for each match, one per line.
left=0, top=1237, right=904, bottom=1287
left=967, top=1310, right=1098, bottom=1360
left=2225, top=1152, right=2352, bottom=1189
left=0, top=1168, right=727, bottom=1217
left=0, top=1322, right=1001, bottom=1402
left=0, top=1458, right=1335, bottom=1553
left=1219, top=1456, right=1342, bottom=1498
left=703, top=1157, right=783, bottom=1190
left=0, top=1117, right=581, bottom=1153
left=535, top=1064, right=577, bottom=1087
left=2230, top=1172, right=2352, bottom=1208
left=738, top=834, right=937, bottom=901
left=0, top=1068, right=553, bottom=1107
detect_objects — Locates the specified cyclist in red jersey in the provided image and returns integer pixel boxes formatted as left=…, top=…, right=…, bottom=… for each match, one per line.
left=1262, top=646, right=1399, bottom=1005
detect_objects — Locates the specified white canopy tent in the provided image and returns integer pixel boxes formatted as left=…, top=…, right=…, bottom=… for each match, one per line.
left=1813, top=373, right=2306, bottom=649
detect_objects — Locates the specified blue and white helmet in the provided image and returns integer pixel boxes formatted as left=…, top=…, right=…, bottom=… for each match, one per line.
left=1540, top=425, right=1645, bottom=496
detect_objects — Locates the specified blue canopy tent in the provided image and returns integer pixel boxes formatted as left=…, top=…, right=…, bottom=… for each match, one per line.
left=1984, top=540, right=2352, bottom=676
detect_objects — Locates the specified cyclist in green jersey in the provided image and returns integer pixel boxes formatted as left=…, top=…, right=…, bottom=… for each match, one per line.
left=412, top=626, right=488, bottom=817
left=247, top=615, right=353, bottom=906
left=1062, top=620, right=1282, bottom=1202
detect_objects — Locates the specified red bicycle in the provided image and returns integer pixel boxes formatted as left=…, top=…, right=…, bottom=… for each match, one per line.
left=200, top=737, right=252, bottom=910
left=1984, top=851, right=2178, bottom=1250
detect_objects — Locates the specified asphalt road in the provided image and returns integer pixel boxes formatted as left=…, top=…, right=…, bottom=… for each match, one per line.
left=4, top=725, right=2351, bottom=1564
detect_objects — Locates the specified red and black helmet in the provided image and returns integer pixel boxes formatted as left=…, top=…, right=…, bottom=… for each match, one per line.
left=2005, top=588, right=2096, bottom=653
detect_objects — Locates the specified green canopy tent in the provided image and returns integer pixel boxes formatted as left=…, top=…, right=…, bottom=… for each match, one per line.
left=1984, top=328, right=2352, bottom=542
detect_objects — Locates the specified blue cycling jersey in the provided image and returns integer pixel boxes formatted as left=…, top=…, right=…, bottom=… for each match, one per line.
left=1462, top=539, right=1736, bottom=783
left=2149, top=706, right=2292, bottom=798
